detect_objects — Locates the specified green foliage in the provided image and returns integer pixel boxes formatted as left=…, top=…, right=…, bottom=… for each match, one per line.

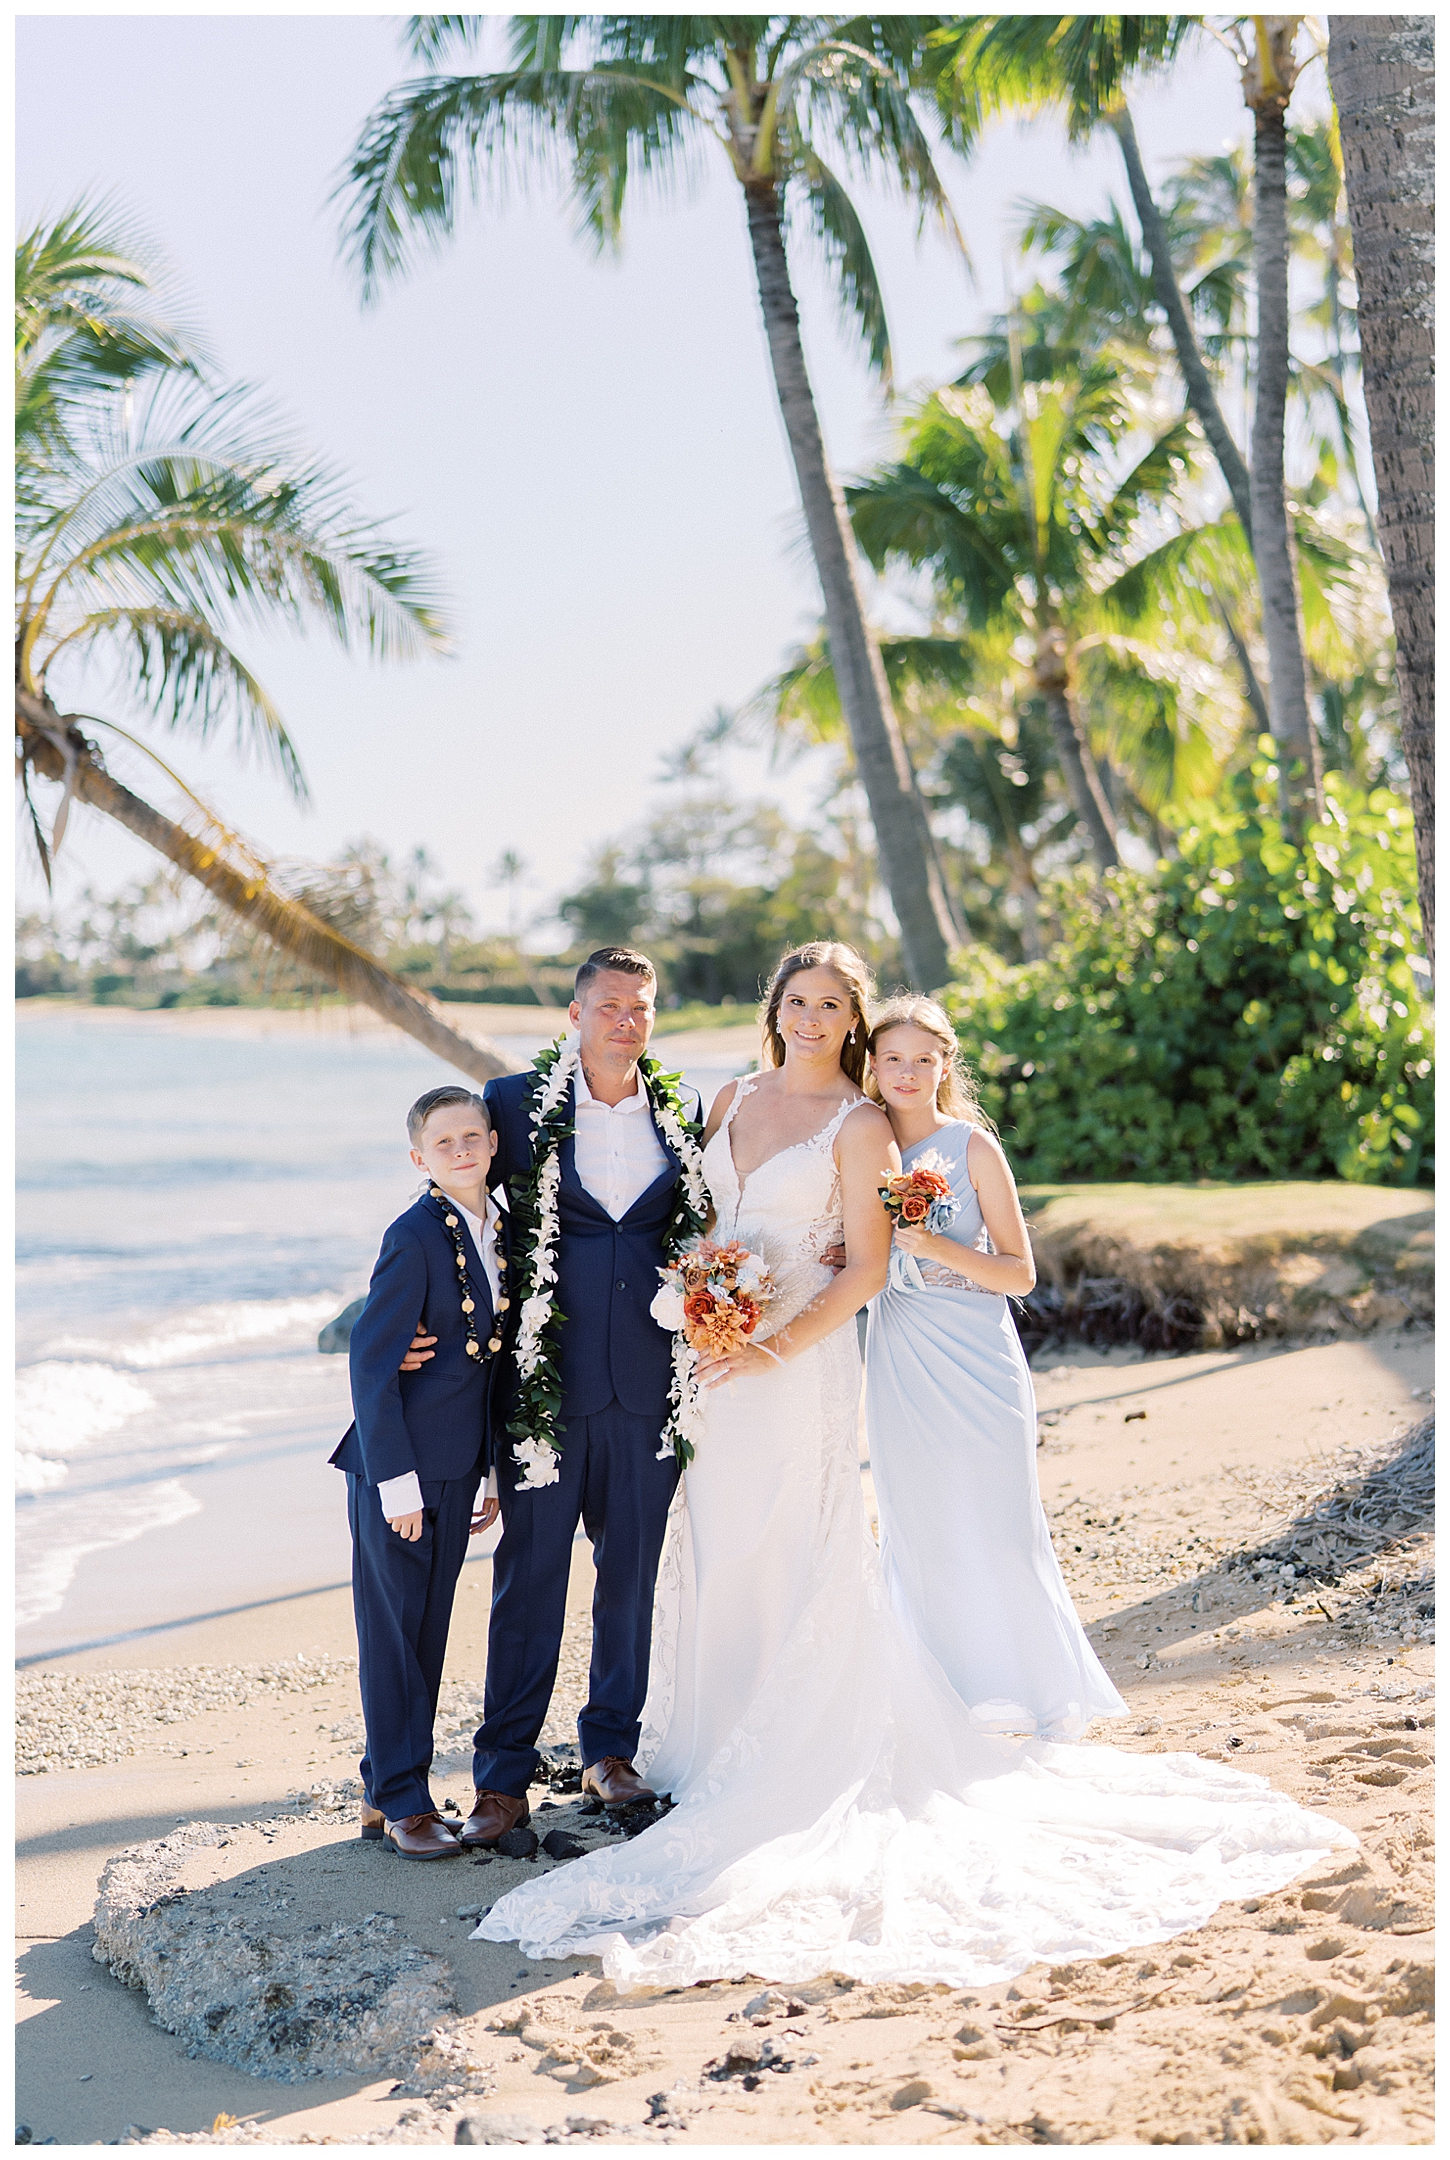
left=944, top=758, right=1432, bottom=1187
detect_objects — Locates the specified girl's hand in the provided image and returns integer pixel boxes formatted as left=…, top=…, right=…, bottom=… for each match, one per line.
left=893, top=1222, right=937, bottom=1258
left=695, top=1340, right=781, bottom=1390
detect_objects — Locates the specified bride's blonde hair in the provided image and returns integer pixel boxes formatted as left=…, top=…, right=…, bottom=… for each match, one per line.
left=865, top=995, right=996, bottom=1132
left=761, top=942, right=875, bottom=1089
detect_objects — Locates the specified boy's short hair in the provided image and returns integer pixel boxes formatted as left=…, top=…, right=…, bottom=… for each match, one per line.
left=574, top=946, right=657, bottom=998
left=407, top=1085, right=491, bottom=1146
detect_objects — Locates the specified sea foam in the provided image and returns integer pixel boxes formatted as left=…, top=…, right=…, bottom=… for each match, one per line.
left=15, top=1361, right=154, bottom=1492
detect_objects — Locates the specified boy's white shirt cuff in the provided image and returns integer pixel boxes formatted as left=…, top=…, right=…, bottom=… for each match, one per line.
left=378, top=1471, right=424, bottom=1518
left=378, top=1468, right=497, bottom=1516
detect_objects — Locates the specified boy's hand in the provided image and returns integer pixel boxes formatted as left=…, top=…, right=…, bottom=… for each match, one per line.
left=388, top=1510, right=424, bottom=1541
left=471, top=1495, right=500, bottom=1534
left=400, top=1331, right=437, bottom=1372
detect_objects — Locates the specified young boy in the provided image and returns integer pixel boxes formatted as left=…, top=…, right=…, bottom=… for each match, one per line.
left=330, top=1086, right=513, bottom=1859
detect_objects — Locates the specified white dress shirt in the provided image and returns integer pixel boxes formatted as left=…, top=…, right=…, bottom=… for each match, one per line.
left=571, top=1067, right=670, bottom=1219
left=378, top=1193, right=502, bottom=1521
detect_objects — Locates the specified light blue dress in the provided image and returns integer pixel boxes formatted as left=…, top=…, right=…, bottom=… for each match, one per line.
left=865, top=1120, right=1127, bottom=1739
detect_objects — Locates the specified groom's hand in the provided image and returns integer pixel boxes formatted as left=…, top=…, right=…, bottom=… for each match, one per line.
left=388, top=1509, right=424, bottom=1541
left=470, top=1495, right=500, bottom=1534
left=400, top=1331, right=437, bottom=1371
left=821, top=1242, right=847, bottom=1273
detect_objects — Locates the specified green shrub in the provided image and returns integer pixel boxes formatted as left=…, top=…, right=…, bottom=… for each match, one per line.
left=944, top=758, right=1432, bottom=1186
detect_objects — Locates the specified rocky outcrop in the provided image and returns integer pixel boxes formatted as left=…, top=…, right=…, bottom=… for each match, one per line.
left=92, top=1822, right=457, bottom=2082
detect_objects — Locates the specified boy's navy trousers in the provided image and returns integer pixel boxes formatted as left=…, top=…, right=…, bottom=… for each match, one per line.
left=346, top=1469, right=478, bottom=1820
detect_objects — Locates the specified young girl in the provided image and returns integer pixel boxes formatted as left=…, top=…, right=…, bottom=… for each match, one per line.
left=864, top=995, right=1126, bottom=1739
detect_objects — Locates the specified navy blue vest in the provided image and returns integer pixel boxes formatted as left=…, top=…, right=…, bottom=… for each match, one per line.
left=485, top=1069, right=699, bottom=1424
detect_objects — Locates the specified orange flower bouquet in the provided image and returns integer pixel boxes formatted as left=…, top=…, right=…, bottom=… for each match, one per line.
left=880, top=1155, right=960, bottom=1233
left=651, top=1238, right=777, bottom=1360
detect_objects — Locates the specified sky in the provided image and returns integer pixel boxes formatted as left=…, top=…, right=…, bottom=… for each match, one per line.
left=15, top=12, right=1330, bottom=939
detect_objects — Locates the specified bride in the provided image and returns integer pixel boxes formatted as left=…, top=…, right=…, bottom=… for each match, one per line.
left=475, top=941, right=1352, bottom=1986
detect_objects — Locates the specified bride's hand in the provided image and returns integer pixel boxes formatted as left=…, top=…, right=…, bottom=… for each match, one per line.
left=695, top=1341, right=779, bottom=1389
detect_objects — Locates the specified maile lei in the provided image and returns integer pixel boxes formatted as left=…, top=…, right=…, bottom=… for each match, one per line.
left=507, top=1031, right=709, bottom=1489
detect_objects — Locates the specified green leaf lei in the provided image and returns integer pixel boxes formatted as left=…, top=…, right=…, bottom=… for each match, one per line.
left=505, top=1035, right=709, bottom=1485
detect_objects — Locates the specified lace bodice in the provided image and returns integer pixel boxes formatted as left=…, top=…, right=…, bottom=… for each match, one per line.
left=703, top=1076, right=859, bottom=1338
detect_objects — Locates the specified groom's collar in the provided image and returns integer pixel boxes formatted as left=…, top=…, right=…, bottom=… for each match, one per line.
left=573, top=1066, right=651, bottom=1115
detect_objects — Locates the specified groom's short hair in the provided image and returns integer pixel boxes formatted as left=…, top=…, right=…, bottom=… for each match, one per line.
left=574, top=946, right=656, bottom=997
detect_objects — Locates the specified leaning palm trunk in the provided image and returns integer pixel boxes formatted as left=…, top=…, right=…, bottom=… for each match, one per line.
left=741, top=179, right=962, bottom=989
left=17, top=696, right=509, bottom=1085
left=1249, top=78, right=1322, bottom=819
left=1111, top=107, right=1257, bottom=547
left=1328, top=17, right=1434, bottom=971
left=1032, top=627, right=1120, bottom=872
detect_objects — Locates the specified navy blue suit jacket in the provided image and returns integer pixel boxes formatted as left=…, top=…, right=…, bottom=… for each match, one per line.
left=484, top=1068, right=701, bottom=1423
left=331, top=1189, right=515, bottom=1487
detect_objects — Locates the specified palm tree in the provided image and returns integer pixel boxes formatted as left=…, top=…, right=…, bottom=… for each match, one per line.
left=928, top=14, right=1323, bottom=821
left=1328, top=16, right=1434, bottom=971
left=15, top=198, right=511, bottom=1083
left=845, top=343, right=1233, bottom=872
left=340, top=13, right=963, bottom=989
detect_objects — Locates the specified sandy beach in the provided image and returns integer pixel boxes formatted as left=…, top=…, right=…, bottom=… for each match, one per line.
left=17, top=1325, right=1434, bottom=2147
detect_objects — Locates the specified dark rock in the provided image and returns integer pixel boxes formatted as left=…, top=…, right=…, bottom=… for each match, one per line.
left=318, top=1297, right=367, bottom=1354
left=537, top=1743, right=584, bottom=1793
left=540, top=1829, right=587, bottom=1862
left=455, top=2111, right=546, bottom=2144
left=495, top=1828, right=540, bottom=1861
left=577, top=1797, right=604, bottom=1818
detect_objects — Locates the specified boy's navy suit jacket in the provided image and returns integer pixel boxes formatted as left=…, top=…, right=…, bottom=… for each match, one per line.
left=331, top=1189, right=515, bottom=1487
left=484, top=1070, right=701, bottom=1423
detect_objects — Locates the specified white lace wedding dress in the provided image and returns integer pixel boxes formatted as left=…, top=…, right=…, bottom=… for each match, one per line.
left=473, top=1082, right=1352, bottom=1986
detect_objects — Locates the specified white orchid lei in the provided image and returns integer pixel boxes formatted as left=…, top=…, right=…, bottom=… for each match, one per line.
left=506, top=1030, right=709, bottom=1488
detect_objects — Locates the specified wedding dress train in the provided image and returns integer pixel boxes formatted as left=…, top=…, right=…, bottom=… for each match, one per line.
left=474, top=1081, right=1352, bottom=1986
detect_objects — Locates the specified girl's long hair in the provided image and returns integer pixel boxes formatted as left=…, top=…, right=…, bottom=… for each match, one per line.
left=865, top=995, right=997, bottom=1132
left=760, top=941, right=875, bottom=1090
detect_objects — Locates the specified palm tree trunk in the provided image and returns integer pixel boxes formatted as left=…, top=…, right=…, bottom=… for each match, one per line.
left=1032, top=629, right=1120, bottom=872
left=1249, top=94, right=1323, bottom=820
left=740, top=177, right=961, bottom=988
left=17, top=699, right=510, bottom=1084
left=1112, top=107, right=1256, bottom=546
left=1328, top=17, right=1434, bottom=972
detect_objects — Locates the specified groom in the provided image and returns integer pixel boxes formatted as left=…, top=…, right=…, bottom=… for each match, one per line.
left=461, top=947, right=701, bottom=1843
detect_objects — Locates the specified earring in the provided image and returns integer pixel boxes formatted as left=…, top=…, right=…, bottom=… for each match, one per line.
left=848, top=1027, right=857, bottom=1043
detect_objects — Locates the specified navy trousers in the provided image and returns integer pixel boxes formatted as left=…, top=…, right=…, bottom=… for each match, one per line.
left=347, top=1469, right=478, bottom=1821
left=473, top=1402, right=680, bottom=1796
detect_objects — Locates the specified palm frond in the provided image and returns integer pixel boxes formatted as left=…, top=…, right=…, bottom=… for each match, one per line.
left=930, top=15, right=1192, bottom=144
left=407, top=13, right=487, bottom=65
left=50, top=607, right=307, bottom=799
left=16, top=195, right=204, bottom=468
left=339, top=63, right=700, bottom=287
left=792, top=148, right=892, bottom=380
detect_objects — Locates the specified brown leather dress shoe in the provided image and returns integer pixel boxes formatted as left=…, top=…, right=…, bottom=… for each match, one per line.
left=460, top=1789, right=530, bottom=1847
left=582, top=1756, right=657, bottom=1806
left=360, top=1803, right=386, bottom=1843
left=383, top=1810, right=463, bottom=1860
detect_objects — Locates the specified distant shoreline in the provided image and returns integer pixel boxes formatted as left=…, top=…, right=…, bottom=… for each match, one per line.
left=17, top=998, right=766, bottom=1080
left=15, top=996, right=763, bottom=1046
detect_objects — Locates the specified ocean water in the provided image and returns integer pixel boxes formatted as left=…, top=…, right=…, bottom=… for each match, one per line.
left=16, top=1012, right=750, bottom=1661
